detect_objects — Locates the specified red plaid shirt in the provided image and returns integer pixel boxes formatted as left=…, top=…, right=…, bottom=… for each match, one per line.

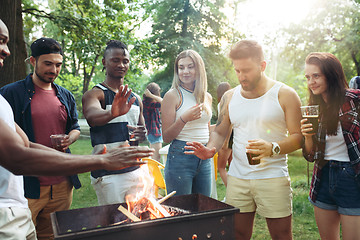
left=303, top=89, right=360, bottom=201
left=142, top=100, right=162, bottom=137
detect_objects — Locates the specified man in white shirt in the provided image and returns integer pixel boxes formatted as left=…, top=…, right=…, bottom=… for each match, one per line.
left=186, top=40, right=302, bottom=240
left=0, top=19, right=153, bottom=240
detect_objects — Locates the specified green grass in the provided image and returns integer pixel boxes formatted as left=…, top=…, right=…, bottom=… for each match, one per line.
left=68, top=136, right=98, bottom=209
left=69, top=138, right=320, bottom=239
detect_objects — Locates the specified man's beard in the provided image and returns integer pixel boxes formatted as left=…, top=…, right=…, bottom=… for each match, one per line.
left=241, top=73, right=262, bottom=91
left=34, top=66, right=57, bottom=84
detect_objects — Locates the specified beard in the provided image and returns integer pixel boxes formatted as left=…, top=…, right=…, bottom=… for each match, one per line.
left=241, top=73, right=262, bottom=91
left=34, top=65, right=58, bottom=84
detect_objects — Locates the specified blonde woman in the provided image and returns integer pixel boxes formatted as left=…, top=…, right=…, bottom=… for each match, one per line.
left=162, top=50, right=212, bottom=196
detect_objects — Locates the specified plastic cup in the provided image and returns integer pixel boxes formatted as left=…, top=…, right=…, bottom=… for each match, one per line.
left=246, top=152, right=260, bottom=165
left=127, top=125, right=140, bottom=146
left=50, top=134, right=67, bottom=151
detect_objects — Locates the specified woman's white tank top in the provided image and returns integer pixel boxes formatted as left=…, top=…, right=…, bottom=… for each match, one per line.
left=228, top=82, right=289, bottom=179
left=175, top=87, right=211, bottom=144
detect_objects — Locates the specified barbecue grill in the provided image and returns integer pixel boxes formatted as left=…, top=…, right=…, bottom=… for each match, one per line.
left=51, top=193, right=239, bottom=240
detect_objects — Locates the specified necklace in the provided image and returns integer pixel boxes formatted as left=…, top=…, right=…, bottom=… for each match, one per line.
left=102, top=82, right=118, bottom=93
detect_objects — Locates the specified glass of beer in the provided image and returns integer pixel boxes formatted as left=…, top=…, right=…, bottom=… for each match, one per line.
left=300, top=105, right=319, bottom=134
left=246, top=152, right=260, bottom=165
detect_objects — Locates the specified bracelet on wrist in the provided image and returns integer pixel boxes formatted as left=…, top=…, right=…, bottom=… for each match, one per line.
left=180, top=116, right=186, bottom=124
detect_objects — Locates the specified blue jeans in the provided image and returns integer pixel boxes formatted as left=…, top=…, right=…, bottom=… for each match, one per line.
left=309, top=161, right=360, bottom=215
left=165, top=139, right=211, bottom=197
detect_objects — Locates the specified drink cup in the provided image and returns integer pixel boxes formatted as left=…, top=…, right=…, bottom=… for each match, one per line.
left=129, top=139, right=139, bottom=146
left=301, top=105, right=319, bottom=134
left=50, top=134, right=67, bottom=152
left=246, top=152, right=260, bottom=165
left=127, top=125, right=139, bottom=146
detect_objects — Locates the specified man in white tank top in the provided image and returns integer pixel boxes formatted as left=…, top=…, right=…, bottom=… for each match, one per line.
left=186, top=40, right=302, bottom=239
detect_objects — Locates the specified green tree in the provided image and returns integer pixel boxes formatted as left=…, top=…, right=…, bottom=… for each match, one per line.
left=147, top=0, right=237, bottom=101
left=23, top=0, right=155, bottom=94
left=0, top=0, right=27, bottom=87
left=281, top=0, right=360, bottom=81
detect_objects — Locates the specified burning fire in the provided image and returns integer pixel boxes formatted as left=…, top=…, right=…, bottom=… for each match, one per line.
left=123, top=164, right=171, bottom=221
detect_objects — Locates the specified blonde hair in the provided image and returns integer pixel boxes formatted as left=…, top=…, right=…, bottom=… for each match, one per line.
left=172, top=50, right=210, bottom=113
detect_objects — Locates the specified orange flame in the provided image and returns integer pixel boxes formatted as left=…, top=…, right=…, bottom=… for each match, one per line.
left=125, top=164, right=156, bottom=214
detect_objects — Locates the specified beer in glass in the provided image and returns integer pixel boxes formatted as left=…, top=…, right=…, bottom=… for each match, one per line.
left=300, top=105, right=319, bottom=134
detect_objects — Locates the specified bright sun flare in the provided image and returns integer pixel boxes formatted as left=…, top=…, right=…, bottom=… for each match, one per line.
left=224, top=0, right=313, bottom=40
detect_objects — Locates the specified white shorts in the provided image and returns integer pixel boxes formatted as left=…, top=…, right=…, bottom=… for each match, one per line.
left=0, top=207, right=37, bottom=240
left=91, top=166, right=153, bottom=205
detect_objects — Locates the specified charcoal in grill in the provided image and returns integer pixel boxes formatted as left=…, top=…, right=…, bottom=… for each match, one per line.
left=163, top=205, right=191, bottom=216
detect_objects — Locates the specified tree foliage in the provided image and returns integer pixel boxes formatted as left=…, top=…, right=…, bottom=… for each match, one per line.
left=0, top=0, right=27, bottom=87
left=281, top=0, right=360, bottom=81
left=147, top=0, right=237, bottom=103
left=23, top=0, right=155, bottom=94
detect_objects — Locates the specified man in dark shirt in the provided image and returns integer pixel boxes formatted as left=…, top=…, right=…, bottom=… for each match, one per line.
left=1, top=38, right=81, bottom=240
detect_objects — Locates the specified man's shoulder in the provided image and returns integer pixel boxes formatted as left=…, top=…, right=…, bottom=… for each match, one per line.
left=276, top=81, right=301, bottom=110
left=277, top=82, right=298, bottom=96
left=223, top=88, right=236, bottom=101
left=54, top=84, right=76, bottom=99
left=82, top=85, right=104, bottom=103
left=54, top=83, right=72, bottom=93
left=1, top=79, right=26, bottom=91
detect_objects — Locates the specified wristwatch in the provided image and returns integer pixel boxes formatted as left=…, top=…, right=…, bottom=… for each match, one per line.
left=271, top=142, right=281, bottom=156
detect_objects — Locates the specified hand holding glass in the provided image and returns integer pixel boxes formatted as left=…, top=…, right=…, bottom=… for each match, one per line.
left=300, top=105, right=319, bottom=134
left=246, top=152, right=260, bottom=165
left=127, top=125, right=139, bottom=146
left=50, top=134, right=67, bottom=152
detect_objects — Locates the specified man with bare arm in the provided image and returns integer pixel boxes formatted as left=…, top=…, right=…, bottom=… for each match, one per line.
left=185, top=40, right=302, bottom=240
left=82, top=40, right=149, bottom=205
left=0, top=19, right=153, bottom=240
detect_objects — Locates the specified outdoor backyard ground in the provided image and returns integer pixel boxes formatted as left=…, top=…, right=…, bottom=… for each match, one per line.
left=70, top=137, right=320, bottom=239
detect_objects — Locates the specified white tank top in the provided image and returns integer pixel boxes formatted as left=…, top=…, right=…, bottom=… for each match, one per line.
left=0, top=95, right=28, bottom=208
left=175, top=87, right=211, bottom=144
left=228, top=82, right=289, bottom=179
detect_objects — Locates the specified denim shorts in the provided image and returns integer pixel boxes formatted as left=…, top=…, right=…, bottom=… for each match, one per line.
left=147, top=133, right=163, bottom=144
left=164, top=139, right=211, bottom=197
left=309, top=161, right=360, bottom=215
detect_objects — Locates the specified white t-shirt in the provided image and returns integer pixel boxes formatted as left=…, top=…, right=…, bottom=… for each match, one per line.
left=0, top=95, right=28, bottom=208
left=228, top=82, right=289, bottom=179
left=325, top=123, right=350, bottom=162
